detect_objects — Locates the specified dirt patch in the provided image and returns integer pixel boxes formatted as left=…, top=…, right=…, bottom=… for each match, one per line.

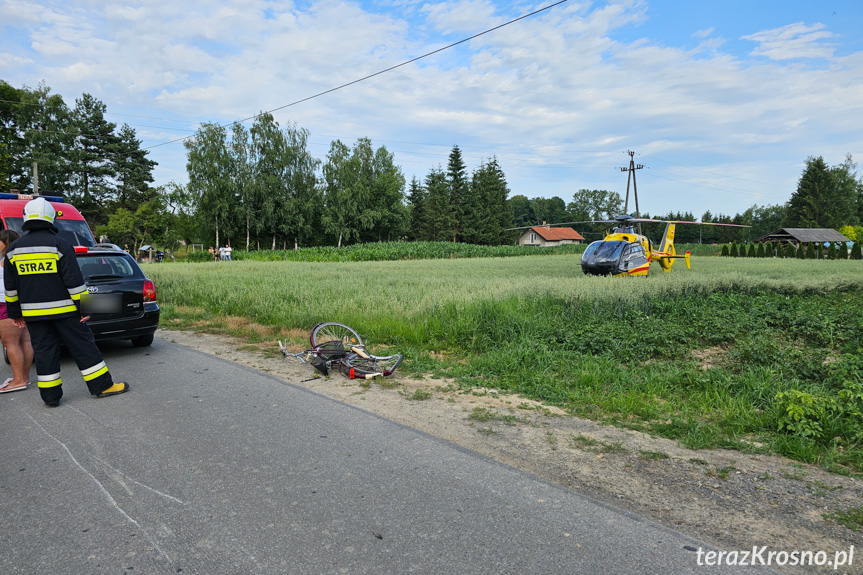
left=161, top=330, right=862, bottom=574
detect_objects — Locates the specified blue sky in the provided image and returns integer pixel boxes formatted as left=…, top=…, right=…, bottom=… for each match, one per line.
left=2, top=0, right=862, bottom=219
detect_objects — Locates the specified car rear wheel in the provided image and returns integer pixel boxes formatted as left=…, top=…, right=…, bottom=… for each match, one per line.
left=131, top=334, right=154, bottom=347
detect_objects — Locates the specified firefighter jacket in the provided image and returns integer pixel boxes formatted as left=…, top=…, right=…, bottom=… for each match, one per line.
left=4, top=223, right=88, bottom=321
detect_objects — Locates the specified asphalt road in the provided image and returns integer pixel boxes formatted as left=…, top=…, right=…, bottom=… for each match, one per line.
left=0, top=337, right=773, bottom=574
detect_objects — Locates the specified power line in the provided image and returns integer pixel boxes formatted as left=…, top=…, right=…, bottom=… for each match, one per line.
left=143, top=0, right=572, bottom=150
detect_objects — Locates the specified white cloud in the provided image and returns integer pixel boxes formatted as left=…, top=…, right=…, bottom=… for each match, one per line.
left=0, top=52, right=33, bottom=67
left=743, top=22, right=834, bottom=60
left=1, top=1, right=861, bottom=216
left=420, top=0, right=500, bottom=36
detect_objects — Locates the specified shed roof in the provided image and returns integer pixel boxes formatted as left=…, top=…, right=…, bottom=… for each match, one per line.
left=529, top=226, right=585, bottom=241
left=755, top=228, right=850, bottom=244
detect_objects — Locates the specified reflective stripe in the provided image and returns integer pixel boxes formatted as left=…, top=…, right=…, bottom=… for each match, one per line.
left=7, top=246, right=62, bottom=258
left=9, top=252, right=61, bottom=262
left=5, top=291, right=18, bottom=302
left=21, top=304, right=78, bottom=317
left=37, top=373, right=62, bottom=388
left=21, top=299, right=75, bottom=310
left=69, top=285, right=88, bottom=301
left=82, top=362, right=108, bottom=381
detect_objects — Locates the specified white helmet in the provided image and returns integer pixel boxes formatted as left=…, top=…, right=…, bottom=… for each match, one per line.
left=23, top=197, right=56, bottom=224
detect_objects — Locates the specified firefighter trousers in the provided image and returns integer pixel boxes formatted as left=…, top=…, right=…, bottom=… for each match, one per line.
left=26, top=316, right=115, bottom=404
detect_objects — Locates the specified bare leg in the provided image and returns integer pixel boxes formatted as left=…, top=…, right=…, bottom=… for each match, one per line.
left=0, top=318, right=31, bottom=388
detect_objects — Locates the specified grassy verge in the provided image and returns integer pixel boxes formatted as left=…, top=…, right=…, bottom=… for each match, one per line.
left=147, top=256, right=863, bottom=473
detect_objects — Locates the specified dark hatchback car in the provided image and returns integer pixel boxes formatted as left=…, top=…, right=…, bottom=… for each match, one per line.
left=75, top=244, right=160, bottom=347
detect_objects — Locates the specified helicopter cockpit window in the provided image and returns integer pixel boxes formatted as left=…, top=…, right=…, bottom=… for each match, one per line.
left=625, top=244, right=645, bottom=261
left=585, top=240, right=626, bottom=264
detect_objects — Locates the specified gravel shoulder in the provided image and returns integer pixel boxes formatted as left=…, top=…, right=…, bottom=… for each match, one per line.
left=160, top=329, right=862, bottom=574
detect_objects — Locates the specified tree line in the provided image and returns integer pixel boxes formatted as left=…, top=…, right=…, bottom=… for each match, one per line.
left=511, top=155, right=863, bottom=244
left=1, top=80, right=157, bottom=225
left=3, top=79, right=861, bottom=252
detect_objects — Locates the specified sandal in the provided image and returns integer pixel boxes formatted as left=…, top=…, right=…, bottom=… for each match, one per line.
left=0, top=381, right=29, bottom=394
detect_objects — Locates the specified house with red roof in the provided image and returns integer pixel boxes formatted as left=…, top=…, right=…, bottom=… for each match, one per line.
left=517, top=225, right=585, bottom=247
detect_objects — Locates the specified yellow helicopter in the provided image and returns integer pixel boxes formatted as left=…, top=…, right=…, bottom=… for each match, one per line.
left=578, top=215, right=712, bottom=276
left=511, top=215, right=749, bottom=277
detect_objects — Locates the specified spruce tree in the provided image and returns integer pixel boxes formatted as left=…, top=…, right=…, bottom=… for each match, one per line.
left=786, top=156, right=855, bottom=228
left=806, top=242, right=816, bottom=259
left=114, top=124, right=156, bottom=211
left=69, top=93, right=121, bottom=221
left=797, top=242, right=807, bottom=259
left=469, top=158, right=513, bottom=244
left=756, top=243, right=765, bottom=258
left=406, top=176, right=428, bottom=241
left=851, top=242, right=862, bottom=260
left=747, top=243, right=757, bottom=257
left=721, top=244, right=729, bottom=257
left=425, top=167, right=454, bottom=242
left=446, top=146, right=469, bottom=242
left=784, top=242, right=796, bottom=259
left=827, top=243, right=837, bottom=260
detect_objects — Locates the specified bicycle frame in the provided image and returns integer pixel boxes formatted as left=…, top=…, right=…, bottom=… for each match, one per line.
left=279, top=334, right=402, bottom=379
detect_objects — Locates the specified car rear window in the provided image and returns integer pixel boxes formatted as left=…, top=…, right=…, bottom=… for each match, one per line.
left=77, top=254, right=143, bottom=280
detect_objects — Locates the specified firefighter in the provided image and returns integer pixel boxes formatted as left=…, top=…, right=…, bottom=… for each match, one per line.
left=4, top=198, right=128, bottom=407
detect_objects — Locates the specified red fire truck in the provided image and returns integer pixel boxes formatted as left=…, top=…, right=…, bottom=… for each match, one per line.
left=0, top=193, right=96, bottom=246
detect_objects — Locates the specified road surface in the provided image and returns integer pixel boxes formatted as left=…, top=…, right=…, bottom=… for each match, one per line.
left=0, top=337, right=772, bottom=574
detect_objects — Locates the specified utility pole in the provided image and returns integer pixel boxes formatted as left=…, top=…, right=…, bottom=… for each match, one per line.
left=619, top=150, right=643, bottom=217
left=620, top=150, right=643, bottom=234
left=32, top=161, right=39, bottom=195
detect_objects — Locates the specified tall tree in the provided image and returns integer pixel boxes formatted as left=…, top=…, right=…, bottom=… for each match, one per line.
left=531, top=196, right=568, bottom=226
left=509, top=195, right=535, bottom=228
left=230, top=121, right=255, bottom=250
left=161, top=181, right=199, bottom=252
left=750, top=203, right=787, bottom=239
left=365, top=144, right=407, bottom=242
left=0, top=81, right=22, bottom=193
left=114, top=123, right=156, bottom=211
left=446, top=145, right=469, bottom=242
left=69, top=93, right=120, bottom=221
left=465, top=157, right=512, bottom=245
left=567, top=189, right=623, bottom=221
left=406, top=176, right=428, bottom=241
left=1, top=81, right=74, bottom=197
left=786, top=156, right=854, bottom=229
left=184, top=123, right=234, bottom=248
left=279, top=122, right=320, bottom=249
left=425, top=167, right=452, bottom=242
left=321, top=139, right=361, bottom=247
left=830, top=154, right=862, bottom=227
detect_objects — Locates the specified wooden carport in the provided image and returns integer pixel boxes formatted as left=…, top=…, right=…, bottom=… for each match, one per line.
left=754, top=228, right=850, bottom=247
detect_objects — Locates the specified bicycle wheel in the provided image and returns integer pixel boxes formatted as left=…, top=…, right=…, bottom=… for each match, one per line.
left=310, top=322, right=364, bottom=348
left=340, top=354, right=403, bottom=378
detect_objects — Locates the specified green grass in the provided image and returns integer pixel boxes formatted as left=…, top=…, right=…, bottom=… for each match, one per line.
left=823, top=505, right=863, bottom=531
left=146, top=255, right=863, bottom=473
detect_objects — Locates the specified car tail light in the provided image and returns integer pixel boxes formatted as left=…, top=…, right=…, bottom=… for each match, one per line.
left=143, top=279, right=157, bottom=302
left=74, top=246, right=89, bottom=254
